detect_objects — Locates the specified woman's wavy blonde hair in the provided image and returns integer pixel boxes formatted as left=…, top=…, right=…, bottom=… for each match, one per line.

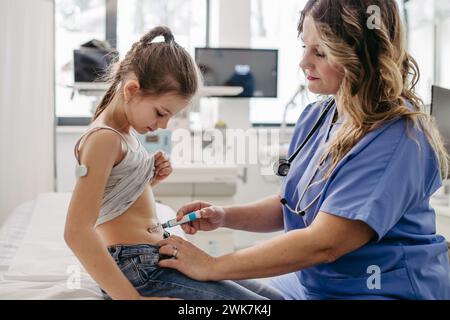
left=299, top=0, right=449, bottom=181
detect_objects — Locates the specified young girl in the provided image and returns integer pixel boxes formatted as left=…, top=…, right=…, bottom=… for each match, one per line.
left=64, top=26, right=283, bottom=300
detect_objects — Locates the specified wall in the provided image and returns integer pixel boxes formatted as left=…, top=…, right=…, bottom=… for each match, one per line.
left=0, top=0, right=55, bottom=224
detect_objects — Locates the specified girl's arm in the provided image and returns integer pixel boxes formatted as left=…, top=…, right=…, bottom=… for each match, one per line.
left=64, top=130, right=140, bottom=300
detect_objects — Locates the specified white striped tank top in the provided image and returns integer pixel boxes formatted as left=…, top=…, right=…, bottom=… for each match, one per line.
left=74, top=126, right=156, bottom=227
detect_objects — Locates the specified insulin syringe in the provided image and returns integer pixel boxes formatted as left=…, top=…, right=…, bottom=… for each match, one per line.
left=161, top=211, right=201, bottom=229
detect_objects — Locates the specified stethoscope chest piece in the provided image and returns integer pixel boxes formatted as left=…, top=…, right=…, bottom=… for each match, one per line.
left=273, top=159, right=291, bottom=177
left=273, top=98, right=335, bottom=178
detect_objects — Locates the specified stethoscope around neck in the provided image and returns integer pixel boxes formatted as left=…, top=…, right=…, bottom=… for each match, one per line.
left=273, top=98, right=335, bottom=218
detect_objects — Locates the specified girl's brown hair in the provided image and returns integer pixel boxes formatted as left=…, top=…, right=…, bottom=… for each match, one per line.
left=93, top=26, right=200, bottom=120
left=298, top=0, right=449, bottom=180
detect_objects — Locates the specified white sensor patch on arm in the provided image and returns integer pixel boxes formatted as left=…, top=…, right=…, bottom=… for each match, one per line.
left=75, top=164, right=88, bottom=177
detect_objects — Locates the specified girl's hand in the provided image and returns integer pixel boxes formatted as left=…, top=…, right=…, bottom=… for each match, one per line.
left=151, top=151, right=172, bottom=186
left=176, top=201, right=226, bottom=235
left=157, top=235, right=217, bottom=281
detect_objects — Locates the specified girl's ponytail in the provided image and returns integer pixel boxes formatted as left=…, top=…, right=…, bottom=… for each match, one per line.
left=140, top=26, right=175, bottom=44
left=92, top=72, right=120, bottom=120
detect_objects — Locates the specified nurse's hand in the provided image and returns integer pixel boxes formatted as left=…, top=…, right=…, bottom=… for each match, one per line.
left=176, top=201, right=226, bottom=235
left=157, top=235, right=217, bottom=281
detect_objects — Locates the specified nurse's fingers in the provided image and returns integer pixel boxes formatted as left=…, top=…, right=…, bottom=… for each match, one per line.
left=158, top=235, right=184, bottom=248
left=176, top=201, right=213, bottom=220
left=158, top=237, right=177, bottom=248
left=169, top=235, right=185, bottom=243
left=159, top=244, right=177, bottom=256
left=181, top=222, right=197, bottom=235
left=198, top=207, right=214, bottom=218
left=158, top=257, right=179, bottom=270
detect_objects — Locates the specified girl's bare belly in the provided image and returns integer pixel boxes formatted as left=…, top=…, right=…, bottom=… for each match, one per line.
left=95, top=186, right=165, bottom=247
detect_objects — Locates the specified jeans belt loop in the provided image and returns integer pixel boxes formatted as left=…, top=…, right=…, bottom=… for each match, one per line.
left=111, top=245, right=122, bottom=261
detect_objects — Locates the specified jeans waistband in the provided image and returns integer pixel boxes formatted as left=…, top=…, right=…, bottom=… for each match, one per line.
left=107, top=243, right=160, bottom=260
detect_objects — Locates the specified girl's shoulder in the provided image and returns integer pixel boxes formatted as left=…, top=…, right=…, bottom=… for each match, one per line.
left=74, top=126, right=126, bottom=166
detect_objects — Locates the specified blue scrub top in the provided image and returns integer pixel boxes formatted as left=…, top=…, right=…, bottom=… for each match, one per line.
left=280, top=98, right=450, bottom=299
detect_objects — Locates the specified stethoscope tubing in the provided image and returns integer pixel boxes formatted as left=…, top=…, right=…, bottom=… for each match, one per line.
left=278, top=98, right=336, bottom=223
left=287, top=98, right=335, bottom=164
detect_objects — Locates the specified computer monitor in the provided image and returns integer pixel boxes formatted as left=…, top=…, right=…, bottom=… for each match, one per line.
left=74, top=48, right=118, bottom=83
left=431, top=85, right=450, bottom=178
left=195, top=47, right=278, bottom=98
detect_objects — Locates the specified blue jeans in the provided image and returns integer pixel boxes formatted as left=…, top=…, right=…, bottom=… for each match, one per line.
left=102, top=243, right=284, bottom=300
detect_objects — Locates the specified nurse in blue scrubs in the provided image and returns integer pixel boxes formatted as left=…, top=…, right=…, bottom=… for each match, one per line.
left=158, top=0, right=450, bottom=299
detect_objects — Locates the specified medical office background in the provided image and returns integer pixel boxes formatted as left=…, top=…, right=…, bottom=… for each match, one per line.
left=1, top=0, right=450, bottom=256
